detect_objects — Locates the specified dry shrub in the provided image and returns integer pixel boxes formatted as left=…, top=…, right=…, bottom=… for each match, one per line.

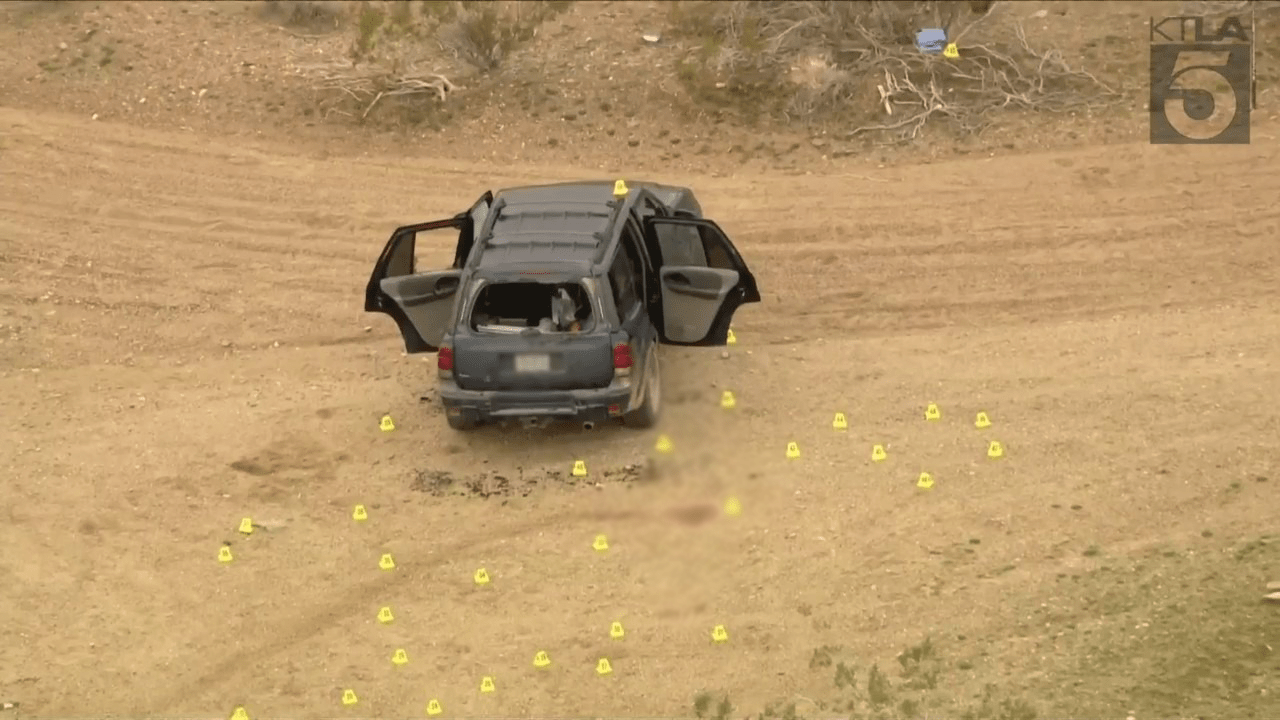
left=667, top=0, right=1123, bottom=141
left=259, top=0, right=347, bottom=31
left=294, top=0, right=571, bottom=126
left=438, top=0, right=572, bottom=71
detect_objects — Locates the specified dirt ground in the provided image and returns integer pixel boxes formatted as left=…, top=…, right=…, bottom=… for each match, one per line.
left=1, top=1, right=1278, bottom=719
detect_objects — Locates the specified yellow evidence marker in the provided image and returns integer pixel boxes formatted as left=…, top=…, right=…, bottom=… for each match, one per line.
left=613, top=179, right=628, bottom=197
left=474, top=567, right=490, bottom=585
left=943, top=42, right=959, bottom=58
left=593, top=534, right=610, bottom=552
left=572, top=460, right=588, bottom=477
left=925, top=403, right=941, bottom=421
left=392, top=648, right=409, bottom=666
left=711, top=624, right=729, bottom=643
left=238, top=517, right=254, bottom=535
left=974, top=411, right=991, bottom=428
left=379, top=414, right=395, bottom=432
left=377, top=606, right=394, bottom=624
left=230, top=707, right=249, bottom=720
left=426, top=699, right=443, bottom=716
left=610, top=621, right=625, bottom=639
left=352, top=504, right=368, bottom=522
left=871, top=444, right=887, bottom=462
left=917, top=472, right=934, bottom=490
left=723, top=496, right=742, bottom=516
left=218, top=546, right=233, bottom=563
left=654, top=434, right=673, bottom=454
left=596, top=658, right=613, bottom=675
left=379, top=553, right=396, bottom=571
left=533, top=650, right=551, bottom=668
left=987, top=440, right=1004, bottom=458
left=786, top=441, right=801, bottom=459
left=480, top=675, right=496, bottom=693
left=341, top=689, right=358, bottom=706
left=832, top=412, right=848, bottom=430
left=720, top=390, right=736, bottom=409
left=727, top=328, right=738, bottom=345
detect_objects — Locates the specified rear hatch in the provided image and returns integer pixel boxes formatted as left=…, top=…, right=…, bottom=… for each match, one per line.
left=452, top=279, right=615, bottom=391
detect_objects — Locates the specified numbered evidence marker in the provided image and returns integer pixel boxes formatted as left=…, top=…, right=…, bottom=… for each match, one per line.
left=230, top=707, right=249, bottom=720
left=238, top=517, right=254, bottom=535
left=572, top=459, right=588, bottom=477
left=925, top=403, right=941, bottom=421
left=785, top=441, right=801, bottom=459
left=391, top=648, right=409, bottom=666
left=218, top=545, right=234, bottom=563
left=987, top=440, right=1004, bottom=458
left=974, top=411, right=991, bottom=428
left=377, top=606, right=394, bottom=624
left=379, top=553, right=396, bottom=571
left=532, top=650, right=551, bottom=668
left=654, top=434, right=673, bottom=454
left=723, top=496, right=743, bottom=516
left=917, top=472, right=935, bottom=490
left=832, top=412, right=848, bottom=430
left=943, top=42, right=959, bottom=58
left=727, top=328, right=738, bottom=345
left=341, top=689, right=358, bottom=706
left=474, top=567, right=490, bottom=585
left=480, top=675, right=496, bottom=693
left=711, top=624, right=729, bottom=643
left=720, top=390, right=736, bottom=409
left=596, top=657, right=613, bottom=675
left=592, top=534, right=609, bottom=552
left=609, top=621, right=625, bottom=639
left=871, top=444, right=887, bottom=462
left=379, top=415, right=395, bottom=432
left=426, top=699, right=443, bottom=716
left=352, top=504, right=368, bottom=522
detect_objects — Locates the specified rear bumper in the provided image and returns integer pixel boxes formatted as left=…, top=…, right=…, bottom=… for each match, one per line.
left=438, top=379, right=634, bottom=424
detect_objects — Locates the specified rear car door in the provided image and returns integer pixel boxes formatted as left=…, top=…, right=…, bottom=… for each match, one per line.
left=364, top=192, right=492, bottom=352
left=611, top=219, right=659, bottom=372
left=642, top=216, right=761, bottom=346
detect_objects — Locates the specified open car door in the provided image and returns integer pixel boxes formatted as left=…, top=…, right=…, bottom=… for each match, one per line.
left=364, top=192, right=492, bottom=353
left=642, top=216, right=761, bottom=346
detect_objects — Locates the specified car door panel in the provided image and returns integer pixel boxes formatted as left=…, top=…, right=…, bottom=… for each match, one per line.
left=658, top=267, right=739, bottom=343
left=364, top=192, right=492, bottom=354
left=642, top=216, right=760, bottom=346
left=379, top=271, right=462, bottom=351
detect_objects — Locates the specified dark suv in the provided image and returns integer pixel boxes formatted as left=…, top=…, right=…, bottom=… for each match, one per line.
left=363, top=180, right=760, bottom=431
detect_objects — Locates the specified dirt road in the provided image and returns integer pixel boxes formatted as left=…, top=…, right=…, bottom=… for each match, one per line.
left=2, top=102, right=1278, bottom=718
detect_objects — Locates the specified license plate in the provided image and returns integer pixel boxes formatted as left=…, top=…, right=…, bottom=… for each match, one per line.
left=514, top=353, right=551, bottom=373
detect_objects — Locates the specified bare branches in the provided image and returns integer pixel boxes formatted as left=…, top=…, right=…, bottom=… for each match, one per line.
left=294, top=60, right=457, bottom=120
left=846, top=20, right=1120, bottom=143
left=669, top=0, right=1124, bottom=143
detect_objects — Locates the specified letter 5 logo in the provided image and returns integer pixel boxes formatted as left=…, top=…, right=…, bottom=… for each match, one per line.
left=1149, top=15, right=1252, bottom=144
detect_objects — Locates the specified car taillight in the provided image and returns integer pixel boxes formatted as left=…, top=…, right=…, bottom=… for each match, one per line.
left=438, top=346, right=454, bottom=373
left=613, top=342, right=633, bottom=374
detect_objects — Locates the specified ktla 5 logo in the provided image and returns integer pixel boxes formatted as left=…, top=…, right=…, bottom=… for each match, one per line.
left=1149, top=15, right=1252, bottom=145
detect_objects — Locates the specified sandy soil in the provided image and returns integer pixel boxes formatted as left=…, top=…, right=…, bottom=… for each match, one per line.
left=1, top=2, right=1278, bottom=719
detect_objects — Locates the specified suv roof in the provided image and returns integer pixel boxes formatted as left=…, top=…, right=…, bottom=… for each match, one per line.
left=472, top=180, right=698, bottom=272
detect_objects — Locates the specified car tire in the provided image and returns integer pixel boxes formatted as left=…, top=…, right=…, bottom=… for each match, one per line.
left=446, top=412, right=478, bottom=431
left=623, top=344, right=661, bottom=429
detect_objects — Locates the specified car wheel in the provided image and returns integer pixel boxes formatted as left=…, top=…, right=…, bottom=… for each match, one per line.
left=446, top=412, right=478, bottom=431
left=623, top=345, right=661, bottom=429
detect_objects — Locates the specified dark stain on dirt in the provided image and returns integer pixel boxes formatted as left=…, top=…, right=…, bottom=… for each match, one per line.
left=411, top=462, right=649, bottom=500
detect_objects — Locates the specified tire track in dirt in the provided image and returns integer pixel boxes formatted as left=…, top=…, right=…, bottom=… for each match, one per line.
left=140, top=501, right=721, bottom=713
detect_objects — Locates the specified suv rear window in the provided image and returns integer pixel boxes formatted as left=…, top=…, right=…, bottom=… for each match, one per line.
left=470, top=281, right=594, bottom=334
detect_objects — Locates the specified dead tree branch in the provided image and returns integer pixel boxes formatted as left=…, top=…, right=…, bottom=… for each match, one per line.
left=670, top=0, right=1123, bottom=144
left=293, top=60, right=457, bottom=120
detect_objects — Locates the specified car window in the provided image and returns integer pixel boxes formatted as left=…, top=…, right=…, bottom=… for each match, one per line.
left=655, top=222, right=706, bottom=266
left=609, top=233, right=643, bottom=317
